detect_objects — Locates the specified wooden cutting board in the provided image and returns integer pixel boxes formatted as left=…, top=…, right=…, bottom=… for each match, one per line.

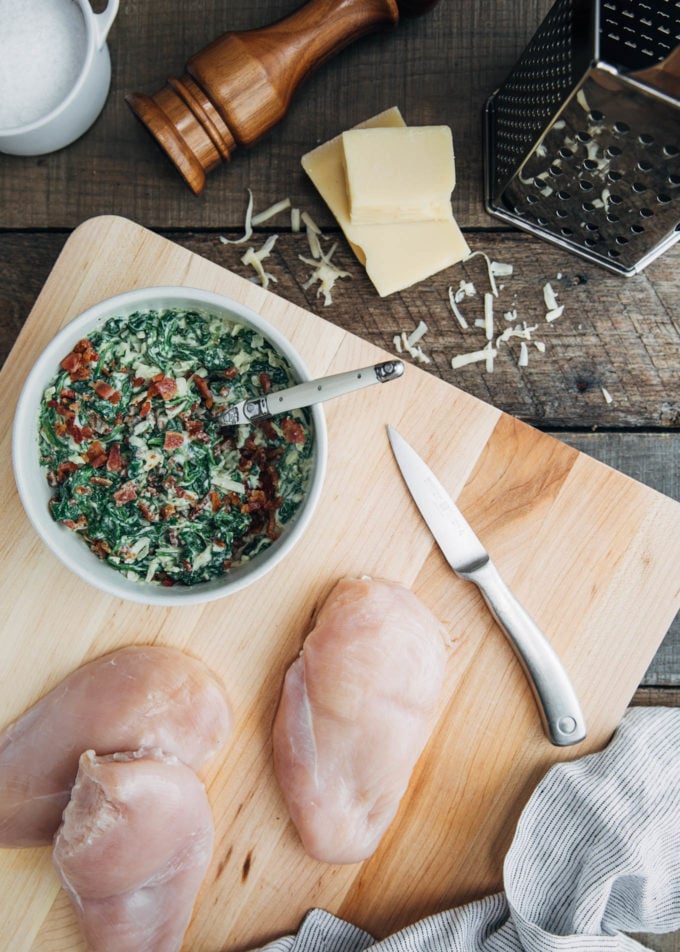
left=1, top=216, right=678, bottom=952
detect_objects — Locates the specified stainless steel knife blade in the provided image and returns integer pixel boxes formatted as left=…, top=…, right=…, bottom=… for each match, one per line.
left=387, top=425, right=586, bottom=747
left=217, top=360, right=404, bottom=426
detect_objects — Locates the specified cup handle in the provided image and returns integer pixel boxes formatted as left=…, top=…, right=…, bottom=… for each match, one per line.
left=93, top=0, right=120, bottom=50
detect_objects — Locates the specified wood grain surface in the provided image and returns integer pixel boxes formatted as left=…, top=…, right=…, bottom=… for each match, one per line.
left=0, top=216, right=678, bottom=951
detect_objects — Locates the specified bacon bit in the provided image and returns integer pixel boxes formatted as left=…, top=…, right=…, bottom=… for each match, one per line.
left=185, top=420, right=209, bottom=442
left=245, top=489, right=267, bottom=512
left=60, top=352, right=82, bottom=374
left=60, top=339, right=98, bottom=380
left=160, top=503, right=176, bottom=521
left=209, top=490, right=222, bottom=512
left=74, top=485, right=91, bottom=495
left=61, top=515, right=87, bottom=531
left=223, top=366, right=239, bottom=380
left=259, top=420, right=278, bottom=442
left=259, top=372, right=272, bottom=394
left=90, top=539, right=112, bottom=559
left=90, top=476, right=113, bottom=487
left=113, top=482, right=137, bottom=506
left=132, top=376, right=146, bottom=387
left=106, top=443, right=122, bottom=472
left=192, top=374, right=213, bottom=408
left=85, top=441, right=106, bottom=462
left=93, top=380, right=122, bottom=404
left=47, top=460, right=79, bottom=486
left=138, top=500, right=156, bottom=522
left=163, top=431, right=184, bottom=450
left=139, top=400, right=151, bottom=418
left=67, top=422, right=86, bottom=444
left=281, top=417, right=306, bottom=444
left=148, top=375, right=178, bottom=400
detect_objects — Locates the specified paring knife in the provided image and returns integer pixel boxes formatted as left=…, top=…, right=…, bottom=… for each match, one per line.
left=217, top=360, right=404, bottom=425
left=387, top=425, right=586, bottom=747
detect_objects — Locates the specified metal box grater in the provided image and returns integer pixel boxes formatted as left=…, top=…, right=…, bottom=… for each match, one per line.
left=484, top=0, right=680, bottom=275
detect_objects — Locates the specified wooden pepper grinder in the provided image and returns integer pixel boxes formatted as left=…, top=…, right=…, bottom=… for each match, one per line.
left=126, top=0, right=440, bottom=194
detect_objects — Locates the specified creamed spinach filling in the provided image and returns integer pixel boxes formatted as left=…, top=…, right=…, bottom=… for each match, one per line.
left=38, top=308, right=313, bottom=586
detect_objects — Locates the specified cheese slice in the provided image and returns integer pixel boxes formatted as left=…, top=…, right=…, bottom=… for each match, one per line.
left=301, top=108, right=470, bottom=297
left=341, top=125, right=455, bottom=224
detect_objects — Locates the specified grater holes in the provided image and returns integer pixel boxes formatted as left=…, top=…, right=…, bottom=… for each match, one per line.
left=640, top=207, right=654, bottom=217
left=576, top=130, right=592, bottom=142
left=582, top=201, right=597, bottom=211
left=657, top=193, right=671, bottom=204
left=669, top=174, right=680, bottom=186
left=632, top=181, right=648, bottom=193
left=589, top=110, right=605, bottom=122
left=630, top=224, right=645, bottom=234
left=638, top=160, right=653, bottom=172
left=663, top=144, right=679, bottom=156
left=579, top=180, right=594, bottom=191
left=639, top=133, right=655, bottom=146
left=607, top=213, right=620, bottom=222
left=557, top=190, right=571, bottom=200
left=559, top=147, right=575, bottom=158
left=615, top=235, right=629, bottom=244
left=613, top=121, right=631, bottom=134
left=583, top=159, right=599, bottom=171
left=606, top=145, right=623, bottom=157
left=608, top=170, right=624, bottom=182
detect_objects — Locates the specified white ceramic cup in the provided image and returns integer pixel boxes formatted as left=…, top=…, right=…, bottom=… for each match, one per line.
left=0, top=0, right=119, bottom=156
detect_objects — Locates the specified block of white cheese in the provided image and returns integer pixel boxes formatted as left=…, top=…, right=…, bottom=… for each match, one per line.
left=301, top=108, right=469, bottom=297
left=341, top=125, right=455, bottom=225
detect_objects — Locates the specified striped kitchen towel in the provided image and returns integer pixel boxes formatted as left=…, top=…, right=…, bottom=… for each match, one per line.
left=254, top=707, right=679, bottom=952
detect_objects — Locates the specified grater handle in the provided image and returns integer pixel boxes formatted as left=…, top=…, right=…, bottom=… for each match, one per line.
left=632, top=45, right=680, bottom=99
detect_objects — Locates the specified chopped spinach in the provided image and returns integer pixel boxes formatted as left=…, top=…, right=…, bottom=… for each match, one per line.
left=39, top=307, right=314, bottom=586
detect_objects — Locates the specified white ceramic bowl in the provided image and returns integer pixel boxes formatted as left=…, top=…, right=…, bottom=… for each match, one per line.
left=0, top=0, right=119, bottom=156
left=12, top=286, right=327, bottom=606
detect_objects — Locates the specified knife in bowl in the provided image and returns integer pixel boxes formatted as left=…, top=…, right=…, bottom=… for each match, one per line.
left=217, top=360, right=404, bottom=425
left=387, top=425, right=586, bottom=747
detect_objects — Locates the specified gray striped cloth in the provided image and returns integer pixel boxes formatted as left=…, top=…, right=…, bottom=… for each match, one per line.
left=254, top=708, right=679, bottom=952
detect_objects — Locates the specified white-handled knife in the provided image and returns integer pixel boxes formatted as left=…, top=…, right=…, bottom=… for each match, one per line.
left=217, top=360, right=404, bottom=425
left=387, top=425, right=586, bottom=747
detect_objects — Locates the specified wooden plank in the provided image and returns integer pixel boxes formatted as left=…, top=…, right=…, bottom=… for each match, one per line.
left=558, top=432, right=679, bottom=688
left=2, top=231, right=678, bottom=429
left=1, top=217, right=679, bottom=951
left=0, top=0, right=553, bottom=228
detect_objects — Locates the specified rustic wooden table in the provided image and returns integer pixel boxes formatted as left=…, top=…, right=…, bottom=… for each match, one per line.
left=0, top=0, right=678, bottom=948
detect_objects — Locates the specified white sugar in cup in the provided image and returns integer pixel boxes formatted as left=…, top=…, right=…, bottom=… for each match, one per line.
left=0, top=0, right=119, bottom=155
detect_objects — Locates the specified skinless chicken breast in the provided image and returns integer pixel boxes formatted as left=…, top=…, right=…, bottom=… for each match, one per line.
left=273, top=576, right=447, bottom=864
left=53, top=749, right=214, bottom=952
left=0, top=645, right=232, bottom=847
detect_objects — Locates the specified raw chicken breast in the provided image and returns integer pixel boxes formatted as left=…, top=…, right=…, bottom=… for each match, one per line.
left=53, top=749, right=214, bottom=952
left=273, top=576, right=447, bottom=864
left=0, top=645, right=231, bottom=847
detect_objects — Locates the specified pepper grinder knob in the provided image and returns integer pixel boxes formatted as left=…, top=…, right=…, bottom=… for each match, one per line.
left=126, top=0, right=439, bottom=194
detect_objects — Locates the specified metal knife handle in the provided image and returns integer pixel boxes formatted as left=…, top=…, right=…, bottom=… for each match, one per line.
left=464, top=560, right=587, bottom=747
left=265, top=360, right=404, bottom=415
